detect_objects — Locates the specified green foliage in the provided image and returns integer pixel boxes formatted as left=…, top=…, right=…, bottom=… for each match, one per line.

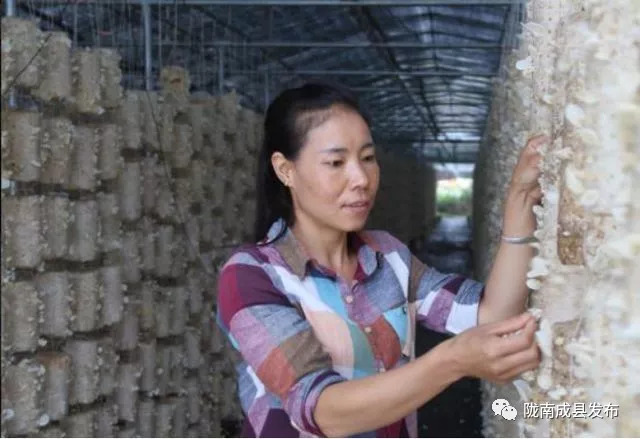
left=436, top=180, right=472, bottom=216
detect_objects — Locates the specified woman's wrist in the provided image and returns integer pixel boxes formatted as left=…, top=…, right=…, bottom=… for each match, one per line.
left=433, top=337, right=467, bottom=382
left=502, top=189, right=537, bottom=237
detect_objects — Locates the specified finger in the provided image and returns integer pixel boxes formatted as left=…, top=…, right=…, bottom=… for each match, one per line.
left=493, top=342, right=540, bottom=375
left=529, top=186, right=543, bottom=201
left=515, top=150, right=542, bottom=178
left=521, top=136, right=549, bottom=158
left=494, top=319, right=538, bottom=356
left=486, top=312, right=535, bottom=336
left=528, top=151, right=542, bottom=167
left=499, top=356, right=541, bottom=381
left=527, top=134, right=550, bottom=149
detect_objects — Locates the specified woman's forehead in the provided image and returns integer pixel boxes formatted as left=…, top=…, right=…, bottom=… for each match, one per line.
left=303, top=107, right=372, bottom=150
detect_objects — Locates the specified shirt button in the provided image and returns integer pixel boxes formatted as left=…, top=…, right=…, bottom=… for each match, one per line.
left=345, top=295, right=354, bottom=304
left=364, top=326, right=372, bottom=334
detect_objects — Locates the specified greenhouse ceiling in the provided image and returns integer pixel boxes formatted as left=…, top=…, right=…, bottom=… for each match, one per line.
left=13, top=0, right=526, bottom=163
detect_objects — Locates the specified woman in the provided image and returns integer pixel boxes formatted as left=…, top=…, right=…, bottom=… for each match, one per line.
left=216, top=82, right=545, bottom=438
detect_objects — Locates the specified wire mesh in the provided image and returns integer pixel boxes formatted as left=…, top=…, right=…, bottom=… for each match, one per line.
left=8, top=0, right=525, bottom=163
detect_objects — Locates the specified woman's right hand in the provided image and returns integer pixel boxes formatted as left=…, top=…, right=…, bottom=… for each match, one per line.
left=444, top=312, right=541, bottom=384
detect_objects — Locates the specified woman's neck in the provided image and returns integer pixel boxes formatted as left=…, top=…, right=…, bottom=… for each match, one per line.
left=290, top=215, right=355, bottom=275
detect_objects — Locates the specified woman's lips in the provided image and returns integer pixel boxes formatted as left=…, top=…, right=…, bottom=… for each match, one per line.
left=343, top=201, right=370, bottom=213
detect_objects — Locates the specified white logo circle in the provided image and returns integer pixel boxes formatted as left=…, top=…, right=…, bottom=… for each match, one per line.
left=492, top=399, right=517, bottom=421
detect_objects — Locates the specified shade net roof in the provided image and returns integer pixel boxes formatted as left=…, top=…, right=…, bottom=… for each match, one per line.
left=11, top=0, right=525, bottom=163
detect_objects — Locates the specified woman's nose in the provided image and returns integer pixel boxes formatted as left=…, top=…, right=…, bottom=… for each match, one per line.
left=348, top=161, right=369, bottom=189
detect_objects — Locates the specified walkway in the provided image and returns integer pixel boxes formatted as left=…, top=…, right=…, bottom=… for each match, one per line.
left=414, top=215, right=482, bottom=438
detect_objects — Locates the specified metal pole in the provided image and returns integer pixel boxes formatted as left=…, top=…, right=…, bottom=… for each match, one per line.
left=95, top=3, right=102, bottom=47
left=142, top=0, right=152, bottom=91
left=263, top=70, right=270, bottom=110
left=5, top=0, right=16, bottom=16
left=5, top=0, right=17, bottom=108
left=73, top=2, right=79, bottom=47
left=264, top=5, right=272, bottom=110
left=158, top=4, right=163, bottom=73
left=218, top=47, right=225, bottom=94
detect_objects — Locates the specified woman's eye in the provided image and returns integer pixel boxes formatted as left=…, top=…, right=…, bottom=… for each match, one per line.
left=363, top=155, right=376, bottom=162
left=327, top=160, right=343, bottom=167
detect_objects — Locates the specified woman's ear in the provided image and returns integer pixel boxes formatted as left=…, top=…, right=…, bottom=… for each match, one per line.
left=271, top=152, right=293, bottom=187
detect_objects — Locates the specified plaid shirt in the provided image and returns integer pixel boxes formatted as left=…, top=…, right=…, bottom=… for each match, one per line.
left=216, top=219, right=484, bottom=437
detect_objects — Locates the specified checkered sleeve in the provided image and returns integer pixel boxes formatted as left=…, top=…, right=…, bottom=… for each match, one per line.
left=409, top=255, right=485, bottom=335
left=216, top=252, right=346, bottom=437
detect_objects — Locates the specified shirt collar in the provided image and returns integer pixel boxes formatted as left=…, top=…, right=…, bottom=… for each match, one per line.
left=266, top=218, right=381, bottom=280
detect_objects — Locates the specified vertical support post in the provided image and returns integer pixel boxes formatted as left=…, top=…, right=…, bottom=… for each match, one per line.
left=95, top=3, right=101, bottom=48
left=5, top=0, right=16, bottom=16
left=73, top=2, right=79, bottom=47
left=157, top=4, right=163, bottom=73
left=210, top=19, right=216, bottom=94
left=5, top=0, right=17, bottom=108
left=263, top=70, right=269, bottom=111
left=200, top=16, right=205, bottom=90
left=218, top=47, right=224, bottom=94
left=142, top=0, right=152, bottom=91
left=264, top=5, right=272, bottom=111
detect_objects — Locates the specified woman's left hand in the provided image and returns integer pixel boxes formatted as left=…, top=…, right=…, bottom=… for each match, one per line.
left=503, top=135, right=547, bottom=236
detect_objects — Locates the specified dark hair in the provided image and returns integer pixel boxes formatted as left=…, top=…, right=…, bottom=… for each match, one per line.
left=254, top=81, right=370, bottom=244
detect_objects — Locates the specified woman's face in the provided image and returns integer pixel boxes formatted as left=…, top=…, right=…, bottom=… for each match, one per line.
left=276, top=105, right=380, bottom=233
